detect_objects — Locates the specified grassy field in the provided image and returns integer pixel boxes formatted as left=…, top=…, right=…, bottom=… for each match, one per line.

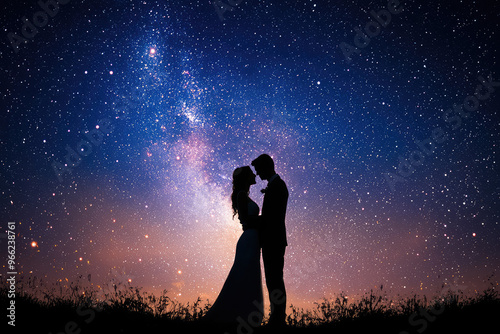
left=2, top=277, right=499, bottom=334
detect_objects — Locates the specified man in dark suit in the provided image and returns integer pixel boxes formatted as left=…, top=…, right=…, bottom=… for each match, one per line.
left=251, top=154, right=288, bottom=329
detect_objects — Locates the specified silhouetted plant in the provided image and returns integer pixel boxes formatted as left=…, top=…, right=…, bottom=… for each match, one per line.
left=1, top=275, right=499, bottom=333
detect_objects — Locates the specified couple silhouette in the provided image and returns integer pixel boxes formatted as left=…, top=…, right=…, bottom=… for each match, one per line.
left=203, top=154, right=289, bottom=330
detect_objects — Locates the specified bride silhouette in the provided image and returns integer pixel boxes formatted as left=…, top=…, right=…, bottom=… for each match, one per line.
left=203, top=166, right=264, bottom=326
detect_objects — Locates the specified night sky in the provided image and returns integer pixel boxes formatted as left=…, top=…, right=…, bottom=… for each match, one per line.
left=1, top=0, right=499, bottom=310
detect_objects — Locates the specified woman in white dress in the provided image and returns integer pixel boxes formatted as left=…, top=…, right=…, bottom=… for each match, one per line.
left=203, top=166, right=264, bottom=326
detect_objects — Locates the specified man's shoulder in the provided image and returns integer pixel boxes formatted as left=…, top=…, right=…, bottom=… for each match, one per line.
left=269, top=176, right=288, bottom=192
left=268, top=174, right=281, bottom=185
left=276, top=175, right=287, bottom=186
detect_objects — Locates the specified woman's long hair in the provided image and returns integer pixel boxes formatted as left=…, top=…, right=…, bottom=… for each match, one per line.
left=231, top=166, right=252, bottom=218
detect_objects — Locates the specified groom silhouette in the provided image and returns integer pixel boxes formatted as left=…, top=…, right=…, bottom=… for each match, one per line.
left=251, top=154, right=288, bottom=328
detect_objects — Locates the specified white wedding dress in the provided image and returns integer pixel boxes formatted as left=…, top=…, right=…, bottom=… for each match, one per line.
left=204, top=198, right=264, bottom=324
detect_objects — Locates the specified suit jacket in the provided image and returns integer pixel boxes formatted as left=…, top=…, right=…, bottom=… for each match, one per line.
left=261, top=175, right=288, bottom=248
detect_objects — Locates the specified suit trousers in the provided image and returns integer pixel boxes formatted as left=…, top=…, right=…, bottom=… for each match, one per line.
left=262, top=245, right=286, bottom=324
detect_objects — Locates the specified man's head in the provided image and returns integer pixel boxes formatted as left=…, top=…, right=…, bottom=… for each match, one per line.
left=251, top=154, right=275, bottom=181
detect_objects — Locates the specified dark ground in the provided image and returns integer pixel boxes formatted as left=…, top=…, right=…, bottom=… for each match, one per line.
left=3, top=284, right=499, bottom=334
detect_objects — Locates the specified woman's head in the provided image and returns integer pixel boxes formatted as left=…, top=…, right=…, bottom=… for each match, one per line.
left=232, top=166, right=256, bottom=189
left=231, top=166, right=256, bottom=217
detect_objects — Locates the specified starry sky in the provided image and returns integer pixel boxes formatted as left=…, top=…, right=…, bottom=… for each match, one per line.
left=1, top=0, right=499, bottom=310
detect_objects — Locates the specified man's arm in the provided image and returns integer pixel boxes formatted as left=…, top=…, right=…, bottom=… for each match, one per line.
left=266, top=180, right=288, bottom=221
